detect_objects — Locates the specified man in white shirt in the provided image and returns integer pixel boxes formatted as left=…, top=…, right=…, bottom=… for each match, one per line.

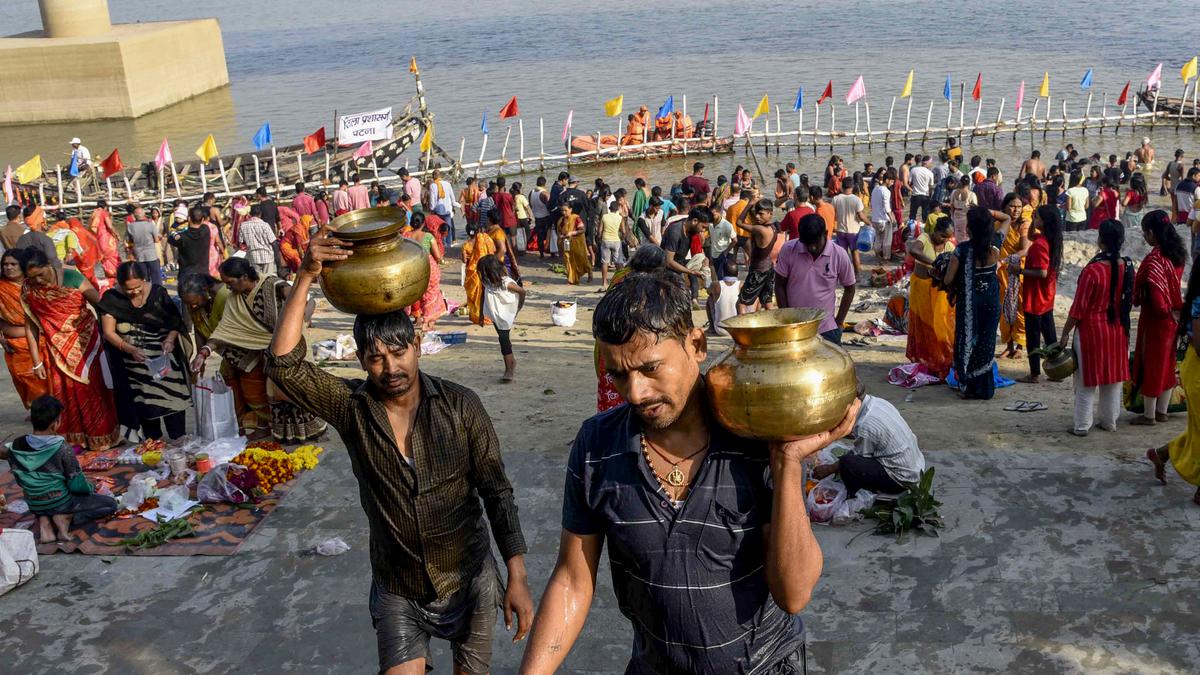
left=908, top=155, right=935, bottom=222
left=870, top=172, right=898, bottom=262
left=69, top=137, right=92, bottom=173
left=831, top=183, right=867, bottom=271
left=427, top=168, right=460, bottom=245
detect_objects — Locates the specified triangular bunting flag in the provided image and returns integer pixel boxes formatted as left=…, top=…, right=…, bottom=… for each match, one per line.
left=562, top=110, right=574, bottom=143
left=971, top=73, right=982, bottom=101
left=900, top=70, right=914, bottom=99
left=657, top=96, right=675, bottom=120
left=252, top=122, right=272, bottom=151
left=499, top=96, right=519, bottom=119
left=792, top=88, right=804, bottom=112
left=353, top=141, right=373, bottom=159
left=604, top=95, right=624, bottom=117
left=817, top=81, right=833, bottom=104
left=419, top=124, right=433, bottom=153
left=1117, top=81, right=1131, bottom=106
left=14, top=155, right=41, bottom=184
left=409, top=56, right=419, bottom=74
left=845, top=76, right=866, bottom=105
left=195, top=134, right=219, bottom=163
left=1039, top=72, right=1050, bottom=97
left=100, top=149, right=123, bottom=176
left=753, top=95, right=770, bottom=118
left=154, top=139, right=173, bottom=170
left=1147, top=63, right=1163, bottom=90
left=734, top=105, right=752, bottom=136
left=1080, top=68, right=1093, bottom=91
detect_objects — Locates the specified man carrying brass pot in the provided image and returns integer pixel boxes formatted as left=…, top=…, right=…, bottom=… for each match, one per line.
left=267, top=231, right=534, bottom=674
left=520, top=271, right=858, bottom=674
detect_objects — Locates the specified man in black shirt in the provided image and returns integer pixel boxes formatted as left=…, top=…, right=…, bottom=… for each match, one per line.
left=256, top=186, right=279, bottom=230
left=548, top=171, right=569, bottom=220
left=169, top=206, right=212, bottom=279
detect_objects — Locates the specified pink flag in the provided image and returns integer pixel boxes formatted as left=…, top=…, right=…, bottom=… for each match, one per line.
left=845, top=76, right=866, bottom=104
left=562, top=110, right=574, bottom=142
left=1015, top=80, right=1025, bottom=111
left=353, top=140, right=373, bottom=159
left=1147, top=63, right=1163, bottom=90
left=154, top=138, right=173, bottom=170
left=734, top=105, right=752, bottom=136
left=3, top=165, right=13, bottom=204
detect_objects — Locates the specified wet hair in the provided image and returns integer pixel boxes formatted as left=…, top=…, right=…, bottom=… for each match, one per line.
left=18, top=247, right=50, bottom=274
left=1035, top=205, right=1063, bottom=276
left=188, top=205, right=207, bottom=223
left=1097, top=219, right=1125, bottom=325
left=30, top=395, right=64, bottom=432
left=353, top=309, right=419, bottom=355
left=593, top=271, right=693, bottom=345
left=797, top=213, right=827, bottom=246
left=966, top=207, right=994, bottom=265
left=628, top=244, right=667, bottom=272
left=115, top=260, right=149, bottom=285
left=219, top=256, right=259, bottom=281
left=793, top=185, right=810, bottom=204
left=178, top=273, right=219, bottom=298
left=6, top=205, right=21, bottom=220
left=1142, top=209, right=1187, bottom=267
left=478, top=254, right=505, bottom=287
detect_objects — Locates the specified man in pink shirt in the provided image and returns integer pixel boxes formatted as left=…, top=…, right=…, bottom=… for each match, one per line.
left=400, top=167, right=422, bottom=208
left=332, top=180, right=352, bottom=216
left=348, top=175, right=371, bottom=211
left=774, top=213, right=857, bottom=344
left=291, top=182, right=317, bottom=219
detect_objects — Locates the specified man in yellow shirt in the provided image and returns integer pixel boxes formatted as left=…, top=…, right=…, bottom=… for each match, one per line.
left=725, top=189, right=750, bottom=263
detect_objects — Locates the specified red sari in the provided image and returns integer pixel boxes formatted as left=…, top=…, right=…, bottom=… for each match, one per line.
left=23, top=275, right=118, bottom=449
left=89, top=208, right=119, bottom=278
left=1132, top=248, right=1183, bottom=397
left=402, top=226, right=445, bottom=325
left=281, top=215, right=313, bottom=274
left=1068, top=260, right=1130, bottom=387
left=66, top=217, right=102, bottom=287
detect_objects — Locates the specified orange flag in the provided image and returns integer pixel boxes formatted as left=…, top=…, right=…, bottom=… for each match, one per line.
left=303, top=127, right=326, bottom=154
left=971, top=73, right=982, bottom=101
left=100, top=149, right=123, bottom=176
left=499, top=96, right=519, bottom=119
left=409, top=56, right=418, bottom=74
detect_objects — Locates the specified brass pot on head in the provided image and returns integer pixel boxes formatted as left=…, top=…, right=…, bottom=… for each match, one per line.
left=319, top=207, right=430, bottom=315
left=706, top=308, right=859, bottom=441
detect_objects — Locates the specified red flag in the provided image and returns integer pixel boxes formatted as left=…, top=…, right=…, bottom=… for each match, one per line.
left=971, top=73, right=982, bottom=101
left=499, top=96, right=519, bottom=119
left=100, top=149, right=123, bottom=176
left=303, top=127, right=326, bottom=154
left=1117, top=81, right=1131, bottom=106
left=817, top=80, right=833, bottom=104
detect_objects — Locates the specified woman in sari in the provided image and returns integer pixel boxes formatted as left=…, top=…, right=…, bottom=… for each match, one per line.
left=192, top=258, right=325, bottom=443
left=998, top=193, right=1028, bottom=359
left=1148, top=259, right=1200, bottom=505
left=558, top=202, right=592, bottom=285
left=461, top=222, right=498, bottom=326
left=1130, top=210, right=1186, bottom=426
left=19, top=247, right=119, bottom=449
left=943, top=206, right=1009, bottom=400
left=402, top=212, right=445, bottom=331
left=89, top=199, right=119, bottom=279
left=905, top=218, right=956, bottom=378
left=66, top=215, right=103, bottom=287
left=98, top=262, right=192, bottom=440
left=0, top=251, right=49, bottom=409
left=280, top=214, right=313, bottom=277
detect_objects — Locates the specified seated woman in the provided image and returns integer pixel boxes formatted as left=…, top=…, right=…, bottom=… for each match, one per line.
left=811, top=385, right=926, bottom=496
left=0, top=395, right=118, bottom=544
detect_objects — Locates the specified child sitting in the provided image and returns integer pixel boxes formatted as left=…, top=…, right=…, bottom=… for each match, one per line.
left=479, top=254, right=526, bottom=382
left=0, top=395, right=118, bottom=544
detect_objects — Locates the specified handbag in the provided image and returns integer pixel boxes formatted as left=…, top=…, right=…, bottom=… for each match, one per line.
left=194, top=374, right=239, bottom=440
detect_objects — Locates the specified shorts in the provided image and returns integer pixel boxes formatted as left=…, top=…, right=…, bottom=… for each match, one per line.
left=738, top=269, right=776, bottom=306
left=369, top=556, right=501, bottom=674
left=600, top=240, right=625, bottom=265
left=833, top=231, right=857, bottom=250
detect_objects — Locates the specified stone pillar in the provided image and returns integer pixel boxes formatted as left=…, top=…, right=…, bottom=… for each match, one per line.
left=38, top=0, right=112, bottom=38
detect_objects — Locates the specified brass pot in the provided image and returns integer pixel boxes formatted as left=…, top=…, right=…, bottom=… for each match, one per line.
left=706, top=308, right=859, bottom=440
left=1042, top=342, right=1077, bottom=381
left=319, top=207, right=430, bottom=315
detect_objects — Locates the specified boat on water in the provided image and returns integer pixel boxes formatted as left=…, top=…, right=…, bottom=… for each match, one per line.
left=1137, top=87, right=1200, bottom=122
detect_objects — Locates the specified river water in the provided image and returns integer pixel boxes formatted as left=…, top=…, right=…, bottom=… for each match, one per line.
left=1, top=0, right=1197, bottom=188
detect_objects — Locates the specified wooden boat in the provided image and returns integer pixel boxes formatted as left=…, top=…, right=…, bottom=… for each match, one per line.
left=568, top=124, right=733, bottom=159
left=1137, top=88, right=1200, bottom=121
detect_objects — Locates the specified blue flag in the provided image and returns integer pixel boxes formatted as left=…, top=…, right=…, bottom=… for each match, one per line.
left=1080, top=68, right=1093, bottom=91
left=481, top=112, right=489, bottom=135
left=793, top=87, right=804, bottom=112
left=252, top=122, right=272, bottom=151
left=68, top=151, right=79, bottom=177
left=656, top=95, right=674, bottom=120
left=943, top=75, right=952, bottom=102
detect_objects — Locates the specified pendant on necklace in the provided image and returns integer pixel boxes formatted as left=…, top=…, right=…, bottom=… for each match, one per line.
left=666, top=465, right=686, bottom=487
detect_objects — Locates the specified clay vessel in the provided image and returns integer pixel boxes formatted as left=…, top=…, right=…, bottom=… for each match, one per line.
left=706, top=308, right=858, bottom=440
left=320, top=207, right=430, bottom=315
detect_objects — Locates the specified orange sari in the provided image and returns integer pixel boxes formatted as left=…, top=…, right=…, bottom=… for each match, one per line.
left=0, top=279, right=48, bottom=408
left=461, top=233, right=496, bottom=326
left=281, top=215, right=313, bottom=273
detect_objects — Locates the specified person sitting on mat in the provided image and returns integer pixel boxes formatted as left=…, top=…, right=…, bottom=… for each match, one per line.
left=811, top=384, right=927, bottom=496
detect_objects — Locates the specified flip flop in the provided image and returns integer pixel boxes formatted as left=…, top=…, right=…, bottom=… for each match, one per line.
left=1003, top=400, right=1029, bottom=412
left=1021, top=402, right=1047, bottom=412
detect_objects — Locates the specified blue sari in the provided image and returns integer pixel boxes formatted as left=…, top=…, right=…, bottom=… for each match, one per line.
left=953, top=241, right=1001, bottom=399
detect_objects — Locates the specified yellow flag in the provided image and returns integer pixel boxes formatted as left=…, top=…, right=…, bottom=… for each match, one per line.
left=900, top=70, right=914, bottom=98
left=419, top=123, right=433, bottom=153
left=194, top=134, right=219, bottom=163
left=1038, top=72, right=1050, bottom=97
left=409, top=56, right=419, bottom=74
left=1183, top=57, right=1198, bottom=83
left=753, top=95, right=770, bottom=118
left=604, top=95, right=624, bottom=117
left=14, top=154, right=42, bottom=183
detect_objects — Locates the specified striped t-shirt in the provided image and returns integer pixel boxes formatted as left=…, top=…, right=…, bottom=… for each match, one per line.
left=851, top=395, right=925, bottom=485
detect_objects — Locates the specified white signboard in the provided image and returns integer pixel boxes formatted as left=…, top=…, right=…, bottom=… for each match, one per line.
left=337, top=107, right=393, bottom=145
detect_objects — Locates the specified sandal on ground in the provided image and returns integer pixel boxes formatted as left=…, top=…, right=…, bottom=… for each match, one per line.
left=1157, top=413, right=1171, bottom=423
left=1003, top=400, right=1029, bottom=412
left=1020, top=402, right=1047, bottom=412
left=1146, top=448, right=1167, bottom=485
left=1129, top=416, right=1157, bottom=426
left=1069, top=428, right=1089, bottom=437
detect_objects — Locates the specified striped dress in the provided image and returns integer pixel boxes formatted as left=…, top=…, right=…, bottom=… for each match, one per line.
left=1068, top=260, right=1131, bottom=387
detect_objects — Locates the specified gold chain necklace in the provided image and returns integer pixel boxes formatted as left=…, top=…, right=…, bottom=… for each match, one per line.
left=641, top=435, right=709, bottom=499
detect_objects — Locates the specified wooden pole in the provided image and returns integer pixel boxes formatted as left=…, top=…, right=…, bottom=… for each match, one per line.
left=296, top=153, right=304, bottom=184
left=762, top=115, right=769, bottom=156
left=829, top=104, right=836, bottom=152
left=595, top=131, right=602, bottom=161
left=904, top=97, right=913, bottom=145
left=518, top=118, right=526, bottom=172
left=500, top=126, right=513, bottom=167
left=712, top=95, right=719, bottom=155
left=538, top=117, right=545, bottom=169
left=1029, top=99, right=1040, bottom=150
left=957, top=83, right=966, bottom=142
left=775, top=105, right=782, bottom=152
left=324, top=154, right=331, bottom=183
left=946, top=91, right=953, bottom=132
left=475, top=133, right=488, bottom=178
left=1083, top=91, right=1094, bottom=134
left=458, top=137, right=466, bottom=172
left=1118, top=100, right=1126, bottom=132
left=105, top=177, right=113, bottom=203
left=1193, top=80, right=1199, bottom=125
left=1061, top=99, right=1068, bottom=138
left=852, top=102, right=860, bottom=150
left=797, top=108, right=804, bottom=151
left=157, top=168, right=164, bottom=204
left=371, top=155, right=380, bottom=182
left=216, top=158, right=231, bottom=195
left=1150, top=87, right=1160, bottom=129
left=922, top=100, right=934, bottom=144
left=813, top=103, right=821, bottom=154
left=864, top=100, right=873, bottom=150
left=642, top=118, right=649, bottom=160
left=270, top=146, right=280, bottom=190
left=973, top=97, right=983, bottom=140
left=993, top=97, right=1005, bottom=147
left=252, top=155, right=261, bottom=186
left=169, top=162, right=181, bottom=198
left=1178, top=82, right=1190, bottom=130
left=885, top=96, right=896, bottom=147
left=1100, top=92, right=1108, bottom=134
left=55, top=165, right=64, bottom=206
left=120, top=172, right=132, bottom=200
left=200, top=163, right=208, bottom=194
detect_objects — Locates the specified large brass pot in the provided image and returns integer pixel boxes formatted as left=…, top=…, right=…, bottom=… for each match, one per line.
left=706, top=308, right=859, bottom=440
left=319, top=207, right=431, bottom=315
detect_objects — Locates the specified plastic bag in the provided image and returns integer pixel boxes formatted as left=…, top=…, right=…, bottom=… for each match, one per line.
left=199, top=436, right=247, bottom=466
left=312, top=537, right=351, bottom=556
left=117, top=473, right=159, bottom=511
left=0, top=529, right=39, bottom=597
left=194, top=375, right=239, bottom=440
left=551, top=302, right=578, bottom=327
left=856, top=225, right=875, bottom=252
left=157, top=485, right=191, bottom=513
left=805, top=475, right=847, bottom=523
left=832, top=489, right=877, bottom=526
left=197, top=463, right=249, bottom=504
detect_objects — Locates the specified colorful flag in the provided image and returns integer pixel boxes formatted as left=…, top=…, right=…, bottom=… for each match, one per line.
left=900, top=70, right=914, bottom=99
left=1147, top=63, right=1163, bottom=90
left=562, top=110, right=574, bottom=142
left=1016, top=81, right=1026, bottom=111
left=419, top=124, right=433, bottom=153
left=817, top=80, right=833, bottom=104
left=3, top=165, right=14, bottom=204
left=154, top=139, right=173, bottom=170
left=656, top=95, right=674, bottom=120
left=1183, top=57, right=1198, bottom=83
left=99, top=149, right=122, bottom=176
left=1080, top=68, right=1093, bottom=91
left=14, top=155, right=41, bottom=183
left=753, top=94, right=770, bottom=118
left=303, top=127, right=326, bottom=155
left=481, top=112, right=489, bottom=135
left=1117, top=81, right=1131, bottom=106
left=1039, top=72, right=1050, bottom=97
left=604, top=95, right=624, bottom=117
left=353, top=141, right=373, bottom=159
left=734, top=105, right=752, bottom=136
left=845, top=76, right=866, bottom=105
left=499, top=96, right=519, bottom=119
left=409, top=56, right=418, bottom=74
left=252, top=122, right=272, bottom=151
left=195, top=134, right=219, bottom=163
left=792, top=87, right=804, bottom=112
left=971, top=73, right=982, bottom=101
left=943, top=75, right=952, bottom=102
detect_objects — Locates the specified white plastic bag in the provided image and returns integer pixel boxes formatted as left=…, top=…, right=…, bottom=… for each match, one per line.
left=200, top=436, right=247, bottom=465
left=313, top=537, right=351, bottom=556
left=197, top=463, right=250, bottom=504
left=194, top=375, right=239, bottom=440
left=0, top=529, right=39, bottom=596
left=551, top=302, right=577, bottom=327
left=805, top=475, right=847, bottom=523
left=832, top=489, right=877, bottom=526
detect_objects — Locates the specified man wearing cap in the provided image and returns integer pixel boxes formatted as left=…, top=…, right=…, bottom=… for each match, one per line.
left=68, top=138, right=92, bottom=186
